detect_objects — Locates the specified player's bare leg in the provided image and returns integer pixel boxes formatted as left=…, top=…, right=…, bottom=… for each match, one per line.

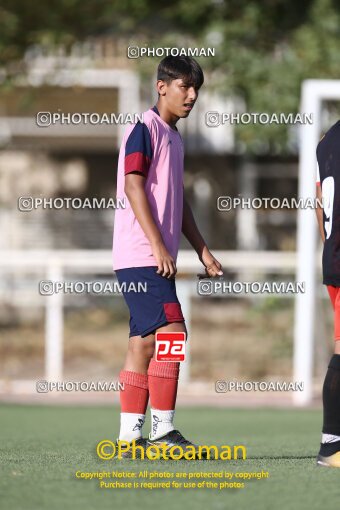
left=146, top=322, right=186, bottom=440
left=117, top=323, right=186, bottom=452
left=118, top=323, right=188, bottom=456
left=124, top=334, right=155, bottom=374
left=146, top=321, right=206, bottom=459
left=117, top=334, right=155, bottom=453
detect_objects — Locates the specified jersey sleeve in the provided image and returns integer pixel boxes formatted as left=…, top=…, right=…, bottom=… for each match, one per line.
left=316, top=161, right=320, bottom=186
left=124, top=122, right=153, bottom=177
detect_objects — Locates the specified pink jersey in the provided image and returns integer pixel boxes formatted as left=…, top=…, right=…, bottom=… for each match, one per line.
left=112, top=106, right=184, bottom=270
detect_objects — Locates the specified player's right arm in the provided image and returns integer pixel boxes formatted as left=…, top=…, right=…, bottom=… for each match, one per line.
left=315, top=161, right=325, bottom=243
left=316, top=184, right=325, bottom=243
left=124, top=174, right=177, bottom=278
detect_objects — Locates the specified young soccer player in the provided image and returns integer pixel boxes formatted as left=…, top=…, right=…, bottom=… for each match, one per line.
left=112, top=56, right=223, bottom=457
left=315, top=120, right=340, bottom=467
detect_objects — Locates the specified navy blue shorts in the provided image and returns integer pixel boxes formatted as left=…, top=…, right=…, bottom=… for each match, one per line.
left=115, top=266, right=185, bottom=338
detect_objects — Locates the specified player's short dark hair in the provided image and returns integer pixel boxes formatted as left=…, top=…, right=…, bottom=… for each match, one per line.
left=157, top=56, right=204, bottom=89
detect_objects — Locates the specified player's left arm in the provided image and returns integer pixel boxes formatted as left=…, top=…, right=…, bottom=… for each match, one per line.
left=182, top=195, right=223, bottom=277
left=316, top=183, right=325, bottom=243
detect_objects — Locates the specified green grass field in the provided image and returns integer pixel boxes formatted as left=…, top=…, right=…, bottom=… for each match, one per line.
left=0, top=404, right=339, bottom=510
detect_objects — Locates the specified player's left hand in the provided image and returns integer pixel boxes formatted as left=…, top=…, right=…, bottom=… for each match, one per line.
left=198, top=248, right=223, bottom=278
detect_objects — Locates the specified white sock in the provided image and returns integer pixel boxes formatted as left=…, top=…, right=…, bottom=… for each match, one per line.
left=321, top=433, right=340, bottom=443
left=149, top=409, right=175, bottom=440
left=119, top=413, right=145, bottom=442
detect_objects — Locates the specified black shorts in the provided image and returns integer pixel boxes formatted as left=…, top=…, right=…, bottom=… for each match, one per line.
left=115, top=266, right=185, bottom=337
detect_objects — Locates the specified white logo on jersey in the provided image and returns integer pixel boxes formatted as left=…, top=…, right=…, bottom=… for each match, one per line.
left=322, top=176, right=335, bottom=239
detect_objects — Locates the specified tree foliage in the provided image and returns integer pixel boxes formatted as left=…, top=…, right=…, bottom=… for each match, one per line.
left=1, top=0, right=340, bottom=153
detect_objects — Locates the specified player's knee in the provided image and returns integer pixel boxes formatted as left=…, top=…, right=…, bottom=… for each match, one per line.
left=128, top=338, right=155, bottom=359
left=143, top=341, right=156, bottom=360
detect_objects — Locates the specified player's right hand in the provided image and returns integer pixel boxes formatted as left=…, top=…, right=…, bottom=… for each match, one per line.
left=152, top=242, right=177, bottom=279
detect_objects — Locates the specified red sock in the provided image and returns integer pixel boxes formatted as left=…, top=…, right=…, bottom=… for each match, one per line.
left=147, top=359, right=180, bottom=410
left=119, top=370, right=149, bottom=414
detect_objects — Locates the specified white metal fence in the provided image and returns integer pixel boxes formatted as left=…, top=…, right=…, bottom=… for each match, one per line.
left=0, top=248, right=315, bottom=403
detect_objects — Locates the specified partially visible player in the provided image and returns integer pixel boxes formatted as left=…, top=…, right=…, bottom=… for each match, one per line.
left=112, top=55, right=223, bottom=457
left=315, top=120, right=340, bottom=467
